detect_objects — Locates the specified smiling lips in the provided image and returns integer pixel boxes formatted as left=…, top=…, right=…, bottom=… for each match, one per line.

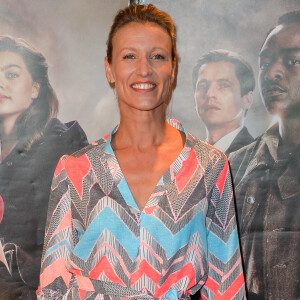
left=131, top=82, right=157, bottom=92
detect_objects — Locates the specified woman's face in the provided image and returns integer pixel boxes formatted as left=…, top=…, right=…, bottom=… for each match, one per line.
left=0, top=51, right=39, bottom=123
left=105, top=22, right=176, bottom=113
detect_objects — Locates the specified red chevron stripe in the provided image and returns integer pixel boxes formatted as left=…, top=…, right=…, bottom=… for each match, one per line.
left=163, top=246, right=204, bottom=276
left=40, top=258, right=72, bottom=289
left=215, top=272, right=245, bottom=299
left=79, top=289, right=86, bottom=300
left=65, top=154, right=91, bottom=198
left=144, top=205, right=156, bottom=215
left=53, top=207, right=71, bottom=236
left=54, top=156, right=66, bottom=177
left=103, top=133, right=110, bottom=141
left=154, top=262, right=196, bottom=298
left=204, top=276, right=220, bottom=295
left=131, top=259, right=160, bottom=285
left=90, top=256, right=125, bottom=286
left=175, top=149, right=197, bottom=193
left=216, top=159, right=228, bottom=197
left=93, top=242, right=131, bottom=277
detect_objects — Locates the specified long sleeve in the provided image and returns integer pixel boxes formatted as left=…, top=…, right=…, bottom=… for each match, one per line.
left=201, top=158, right=246, bottom=299
left=38, top=156, right=74, bottom=299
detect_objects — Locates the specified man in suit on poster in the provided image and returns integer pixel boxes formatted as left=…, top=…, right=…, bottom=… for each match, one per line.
left=192, top=49, right=255, bottom=157
left=230, top=11, right=300, bottom=299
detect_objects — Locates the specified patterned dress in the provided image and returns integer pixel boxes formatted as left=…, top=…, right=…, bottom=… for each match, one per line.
left=38, top=120, right=245, bottom=300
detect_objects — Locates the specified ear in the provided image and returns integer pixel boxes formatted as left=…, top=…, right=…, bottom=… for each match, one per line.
left=31, top=82, right=40, bottom=99
left=242, top=91, right=253, bottom=110
left=169, top=58, right=177, bottom=91
left=104, top=56, right=115, bottom=85
left=171, top=58, right=177, bottom=83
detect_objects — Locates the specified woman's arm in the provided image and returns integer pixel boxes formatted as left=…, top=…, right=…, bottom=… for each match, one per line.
left=202, top=158, right=246, bottom=299
left=38, top=156, right=74, bottom=299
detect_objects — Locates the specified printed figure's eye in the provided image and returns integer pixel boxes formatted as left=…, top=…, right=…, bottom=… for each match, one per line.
left=259, top=62, right=270, bottom=70
left=219, top=82, right=230, bottom=88
left=259, top=56, right=272, bottom=71
left=287, top=58, right=300, bottom=66
left=6, top=72, right=18, bottom=79
left=196, top=82, right=208, bottom=92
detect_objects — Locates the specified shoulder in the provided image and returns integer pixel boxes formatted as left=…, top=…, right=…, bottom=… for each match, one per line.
left=239, top=126, right=254, bottom=140
left=229, top=136, right=262, bottom=184
left=233, top=126, right=254, bottom=147
left=57, top=137, right=107, bottom=172
left=43, top=118, right=89, bottom=155
left=188, top=132, right=228, bottom=169
left=45, top=118, right=88, bottom=142
left=229, top=139, right=257, bottom=163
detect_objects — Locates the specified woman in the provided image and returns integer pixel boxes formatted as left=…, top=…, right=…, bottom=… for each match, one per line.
left=0, top=36, right=88, bottom=299
left=39, top=4, right=245, bottom=299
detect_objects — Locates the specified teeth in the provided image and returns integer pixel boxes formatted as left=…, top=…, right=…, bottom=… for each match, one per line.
left=132, top=83, right=155, bottom=89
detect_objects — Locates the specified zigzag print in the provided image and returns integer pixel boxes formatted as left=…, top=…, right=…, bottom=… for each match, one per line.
left=38, top=120, right=245, bottom=300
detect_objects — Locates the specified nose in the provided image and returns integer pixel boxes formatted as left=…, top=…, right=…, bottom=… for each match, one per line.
left=136, top=57, right=152, bottom=77
left=0, top=74, right=5, bottom=88
left=205, top=83, right=217, bottom=100
left=264, top=59, right=284, bottom=82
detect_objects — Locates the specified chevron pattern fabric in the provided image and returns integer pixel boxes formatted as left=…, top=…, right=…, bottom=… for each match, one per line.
left=38, top=120, right=245, bottom=300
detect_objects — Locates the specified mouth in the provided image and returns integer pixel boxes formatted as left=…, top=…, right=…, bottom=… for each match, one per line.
left=204, top=105, right=221, bottom=111
left=131, top=82, right=157, bottom=92
left=0, top=95, right=9, bottom=101
left=262, top=84, right=287, bottom=97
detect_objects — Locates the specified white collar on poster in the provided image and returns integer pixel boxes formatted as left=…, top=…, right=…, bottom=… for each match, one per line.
left=211, top=126, right=243, bottom=153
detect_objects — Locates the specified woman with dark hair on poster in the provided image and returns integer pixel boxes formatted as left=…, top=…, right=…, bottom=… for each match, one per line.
left=0, top=36, right=88, bottom=299
left=39, top=4, right=245, bottom=299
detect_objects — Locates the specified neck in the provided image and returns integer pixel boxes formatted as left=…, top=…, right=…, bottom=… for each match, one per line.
left=278, top=113, right=300, bottom=148
left=206, top=122, right=242, bottom=145
left=113, top=109, right=168, bottom=150
left=205, top=111, right=244, bottom=145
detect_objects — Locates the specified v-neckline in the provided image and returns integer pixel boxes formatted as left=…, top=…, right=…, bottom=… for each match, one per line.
left=104, top=120, right=190, bottom=213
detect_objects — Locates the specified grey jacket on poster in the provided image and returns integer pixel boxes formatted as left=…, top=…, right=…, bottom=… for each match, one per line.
left=229, top=123, right=300, bottom=300
left=225, top=126, right=254, bottom=157
left=0, top=118, right=88, bottom=300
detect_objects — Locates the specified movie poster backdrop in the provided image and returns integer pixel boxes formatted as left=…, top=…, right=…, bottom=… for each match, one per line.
left=0, top=0, right=299, bottom=299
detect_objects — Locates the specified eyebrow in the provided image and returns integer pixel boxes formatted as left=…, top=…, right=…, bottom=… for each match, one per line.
left=119, top=47, right=136, bottom=52
left=1, top=64, right=22, bottom=71
left=119, top=46, right=169, bottom=53
left=281, top=47, right=300, bottom=54
left=197, top=78, right=232, bottom=83
left=217, top=78, right=231, bottom=82
left=260, top=47, right=300, bottom=57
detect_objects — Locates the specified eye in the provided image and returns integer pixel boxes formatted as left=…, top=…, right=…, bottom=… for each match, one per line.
left=152, top=54, right=165, bottom=60
left=219, top=82, right=230, bottom=88
left=259, top=62, right=270, bottom=70
left=259, top=56, right=271, bottom=71
left=287, top=58, right=300, bottom=66
left=123, top=54, right=135, bottom=59
left=6, top=72, right=19, bottom=79
left=196, top=82, right=208, bottom=92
